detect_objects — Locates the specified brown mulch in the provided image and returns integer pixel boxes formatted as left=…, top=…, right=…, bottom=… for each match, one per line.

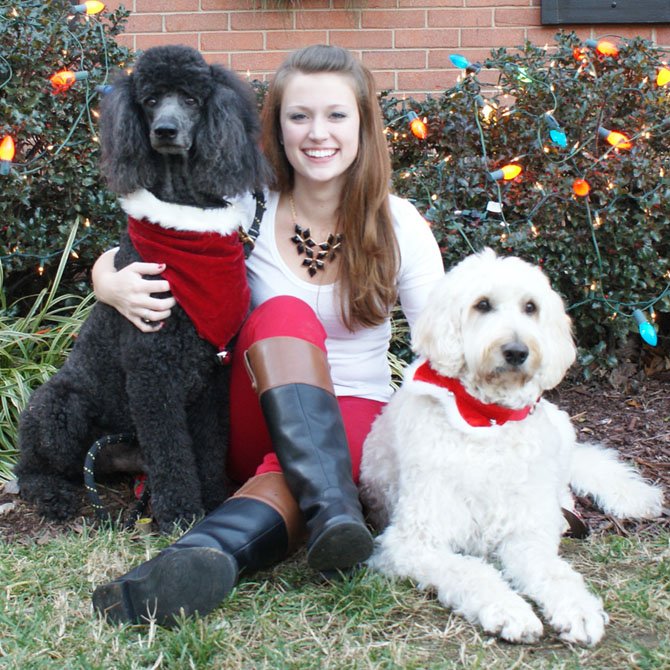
left=547, top=374, right=669, bottom=537
left=1, top=370, right=668, bottom=544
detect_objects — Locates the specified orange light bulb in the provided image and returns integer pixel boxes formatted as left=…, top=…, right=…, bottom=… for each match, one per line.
left=49, top=69, right=88, bottom=94
left=572, top=179, right=590, bottom=197
left=489, top=164, right=522, bottom=181
left=500, top=164, right=522, bottom=180
left=85, top=1, right=105, bottom=13
left=50, top=70, right=76, bottom=92
left=598, top=127, right=632, bottom=151
left=407, top=111, right=427, bottom=140
left=606, top=131, right=631, bottom=150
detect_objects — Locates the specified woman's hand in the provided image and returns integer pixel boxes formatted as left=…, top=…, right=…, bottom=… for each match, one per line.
left=91, top=248, right=177, bottom=333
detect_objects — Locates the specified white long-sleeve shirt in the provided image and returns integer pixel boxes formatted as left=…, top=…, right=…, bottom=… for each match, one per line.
left=246, top=191, right=444, bottom=402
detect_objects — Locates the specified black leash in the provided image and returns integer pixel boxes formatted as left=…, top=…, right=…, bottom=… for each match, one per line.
left=84, top=433, right=150, bottom=529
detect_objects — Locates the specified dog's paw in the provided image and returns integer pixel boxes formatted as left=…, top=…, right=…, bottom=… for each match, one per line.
left=547, top=592, right=608, bottom=647
left=19, top=478, right=81, bottom=520
left=479, top=597, right=544, bottom=644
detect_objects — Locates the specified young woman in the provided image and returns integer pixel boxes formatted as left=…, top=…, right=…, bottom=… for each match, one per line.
left=91, top=45, right=444, bottom=626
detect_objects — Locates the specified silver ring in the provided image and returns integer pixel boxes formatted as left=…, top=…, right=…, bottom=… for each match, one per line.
left=141, top=311, right=151, bottom=325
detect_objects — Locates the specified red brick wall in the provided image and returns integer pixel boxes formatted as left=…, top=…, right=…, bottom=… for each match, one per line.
left=106, top=1, right=670, bottom=96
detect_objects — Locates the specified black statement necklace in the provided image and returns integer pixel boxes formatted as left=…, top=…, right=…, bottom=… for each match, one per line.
left=289, top=194, right=344, bottom=277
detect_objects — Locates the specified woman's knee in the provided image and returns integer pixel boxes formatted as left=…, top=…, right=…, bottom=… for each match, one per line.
left=238, top=296, right=327, bottom=349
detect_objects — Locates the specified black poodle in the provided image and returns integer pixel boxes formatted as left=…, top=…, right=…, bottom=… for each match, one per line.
left=16, top=45, right=269, bottom=531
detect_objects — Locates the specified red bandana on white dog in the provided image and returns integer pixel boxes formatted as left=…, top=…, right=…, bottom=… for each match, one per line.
left=413, top=361, right=534, bottom=427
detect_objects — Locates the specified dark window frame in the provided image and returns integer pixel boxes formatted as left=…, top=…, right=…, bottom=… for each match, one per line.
left=541, top=0, right=670, bottom=25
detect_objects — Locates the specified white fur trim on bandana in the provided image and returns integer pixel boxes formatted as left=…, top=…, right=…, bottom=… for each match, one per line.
left=120, top=189, right=257, bottom=235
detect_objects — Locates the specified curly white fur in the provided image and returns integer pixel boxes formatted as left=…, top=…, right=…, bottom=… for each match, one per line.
left=360, top=249, right=664, bottom=647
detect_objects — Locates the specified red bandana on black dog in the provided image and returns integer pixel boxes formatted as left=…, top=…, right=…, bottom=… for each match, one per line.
left=413, top=361, right=534, bottom=427
left=128, top=215, right=249, bottom=353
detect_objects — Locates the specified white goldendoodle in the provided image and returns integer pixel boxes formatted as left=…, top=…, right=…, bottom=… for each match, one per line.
left=360, top=249, right=664, bottom=647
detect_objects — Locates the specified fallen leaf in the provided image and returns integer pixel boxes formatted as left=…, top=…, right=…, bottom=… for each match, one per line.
left=0, top=502, right=16, bottom=516
left=1, top=478, right=20, bottom=495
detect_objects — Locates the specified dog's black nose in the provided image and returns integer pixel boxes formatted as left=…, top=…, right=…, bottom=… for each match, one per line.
left=153, top=123, right=178, bottom=140
left=502, top=342, right=529, bottom=366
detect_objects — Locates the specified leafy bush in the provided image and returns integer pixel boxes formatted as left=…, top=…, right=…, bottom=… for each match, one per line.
left=381, top=33, right=669, bottom=367
left=0, top=0, right=131, bottom=304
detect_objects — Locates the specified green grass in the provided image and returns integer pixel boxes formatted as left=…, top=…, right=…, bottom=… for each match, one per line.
left=1, top=527, right=667, bottom=669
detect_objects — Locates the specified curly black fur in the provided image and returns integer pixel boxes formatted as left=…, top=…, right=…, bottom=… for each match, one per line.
left=16, top=46, right=268, bottom=531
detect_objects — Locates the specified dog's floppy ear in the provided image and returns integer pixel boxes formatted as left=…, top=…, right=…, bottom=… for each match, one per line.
left=99, top=72, right=158, bottom=195
left=411, top=270, right=466, bottom=377
left=537, top=283, right=577, bottom=390
left=190, top=65, right=270, bottom=196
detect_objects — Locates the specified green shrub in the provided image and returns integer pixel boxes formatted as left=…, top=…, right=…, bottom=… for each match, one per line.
left=0, top=0, right=131, bottom=303
left=381, top=33, right=669, bottom=367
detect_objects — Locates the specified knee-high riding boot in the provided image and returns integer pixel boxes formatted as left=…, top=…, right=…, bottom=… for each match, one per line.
left=92, top=472, right=303, bottom=626
left=245, top=336, right=373, bottom=572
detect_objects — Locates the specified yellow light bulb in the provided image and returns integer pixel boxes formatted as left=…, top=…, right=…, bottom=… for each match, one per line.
left=596, top=40, right=618, bottom=57
left=72, top=2, right=105, bottom=14
left=0, top=135, right=15, bottom=161
left=501, top=164, right=522, bottom=180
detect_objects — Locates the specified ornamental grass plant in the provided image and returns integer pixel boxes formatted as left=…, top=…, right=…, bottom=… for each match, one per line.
left=0, top=223, right=93, bottom=479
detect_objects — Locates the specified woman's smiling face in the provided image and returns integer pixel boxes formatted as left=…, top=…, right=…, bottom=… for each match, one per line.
left=279, top=72, right=360, bottom=190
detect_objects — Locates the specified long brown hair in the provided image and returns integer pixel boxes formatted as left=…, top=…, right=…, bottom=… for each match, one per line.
left=261, top=45, right=399, bottom=330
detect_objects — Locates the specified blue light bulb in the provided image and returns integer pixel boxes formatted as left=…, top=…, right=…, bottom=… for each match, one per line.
left=449, top=54, right=470, bottom=69
left=549, top=129, right=567, bottom=147
left=633, top=309, right=658, bottom=346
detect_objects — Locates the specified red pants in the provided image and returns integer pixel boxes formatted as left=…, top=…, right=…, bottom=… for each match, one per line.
left=227, top=296, right=385, bottom=486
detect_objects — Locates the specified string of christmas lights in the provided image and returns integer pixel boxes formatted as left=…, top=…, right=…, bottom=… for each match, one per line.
left=0, top=1, right=128, bottom=280
left=1, top=14, right=667, bottom=352
left=386, top=34, right=669, bottom=348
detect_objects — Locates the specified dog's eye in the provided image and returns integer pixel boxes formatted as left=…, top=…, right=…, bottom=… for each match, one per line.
left=184, top=97, right=198, bottom=107
left=474, top=298, right=492, bottom=313
left=144, top=97, right=157, bottom=108
left=524, top=301, right=538, bottom=315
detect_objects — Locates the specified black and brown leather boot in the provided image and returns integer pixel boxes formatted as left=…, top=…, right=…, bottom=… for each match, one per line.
left=245, top=336, right=374, bottom=572
left=92, top=472, right=303, bottom=626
